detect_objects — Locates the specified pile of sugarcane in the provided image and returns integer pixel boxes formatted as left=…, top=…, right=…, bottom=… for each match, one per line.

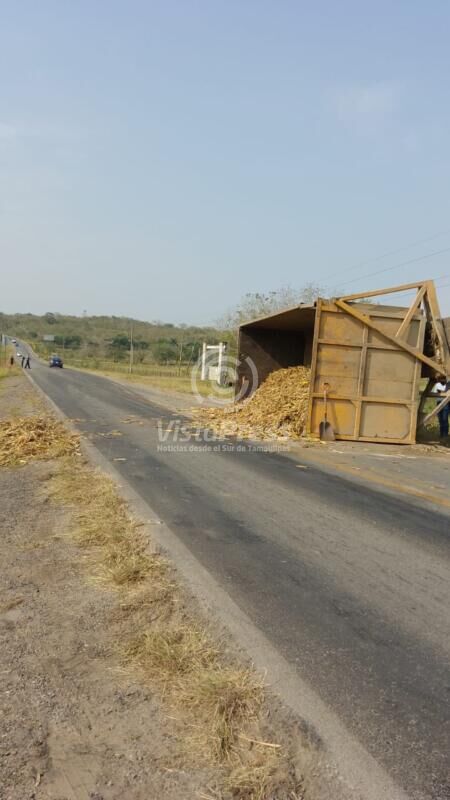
left=0, top=415, right=80, bottom=467
left=192, top=366, right=311, bottom=440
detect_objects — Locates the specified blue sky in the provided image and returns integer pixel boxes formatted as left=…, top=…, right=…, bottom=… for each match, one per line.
left=1, top=1, right=450, bottom=322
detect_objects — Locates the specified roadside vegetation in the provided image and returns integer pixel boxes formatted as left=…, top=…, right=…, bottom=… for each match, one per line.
left=0, top=284, right=323, bottom=385
left=0, top=343, right=19, bottom=381
left=0, top=310, right=232, bottom=366
left=0, top=310, right=237, bottom=394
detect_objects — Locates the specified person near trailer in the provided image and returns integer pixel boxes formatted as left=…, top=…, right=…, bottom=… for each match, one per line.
left=21, top=355, right=25, bottom=368
left=24, top=355, right=31, bottom=369
left=434, top=376, right=450, bottom=439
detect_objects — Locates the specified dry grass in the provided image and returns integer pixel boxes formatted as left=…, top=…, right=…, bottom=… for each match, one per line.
left=0, top=415, right=79, bottom=467
left=180, top=667, right=265, bottom=761
left=95, top=538, right=154, bottom=586
left=123, top=624, right=284, bottom=791
left=44, top=453, right=305, bottom=799
left=125, top=625, right=219, bottom=682
left=223, top=748, right=301, bottom=800
left=49, top=458, right=168, bottom=591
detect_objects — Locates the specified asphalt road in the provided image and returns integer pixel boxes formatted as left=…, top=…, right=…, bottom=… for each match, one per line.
left=22, top=354, right=450, bottom=800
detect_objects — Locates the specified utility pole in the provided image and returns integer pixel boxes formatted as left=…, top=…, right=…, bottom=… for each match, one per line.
left=129, top=322, right=134, bottom=374
left=177, top=337, right=184, bottom=376
left=217, top=341, right=225, bottom=385
left=201, top=342, right=207, bottom=381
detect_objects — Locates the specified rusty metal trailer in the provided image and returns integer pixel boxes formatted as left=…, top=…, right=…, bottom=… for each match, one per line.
left=236, top=280, right=450, bottom=444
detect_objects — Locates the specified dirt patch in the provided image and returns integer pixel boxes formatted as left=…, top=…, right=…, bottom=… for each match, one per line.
left=0, top=372, right=43, bottom=420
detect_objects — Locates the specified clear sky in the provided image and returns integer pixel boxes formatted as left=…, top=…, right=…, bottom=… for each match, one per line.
left=1, top=1, right=450, bottom=323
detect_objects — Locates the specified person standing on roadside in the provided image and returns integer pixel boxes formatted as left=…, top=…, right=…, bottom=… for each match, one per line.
left=24, top=355, right=31, bottom=370
left=21, top=355, right=25, bottom=368
left=434, top=375, right=450, bottom=439
left=9, top=356, right=14, bottom=367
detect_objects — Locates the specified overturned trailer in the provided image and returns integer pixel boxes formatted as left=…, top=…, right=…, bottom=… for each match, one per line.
left=236, top=281, right=450, bottom=444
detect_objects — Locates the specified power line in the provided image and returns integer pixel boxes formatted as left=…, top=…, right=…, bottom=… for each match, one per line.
left=339, top=275, right=450, bottom=307
left=336, top=246, right=450, bottom=289
left=322, top=228, right=450, bottom=283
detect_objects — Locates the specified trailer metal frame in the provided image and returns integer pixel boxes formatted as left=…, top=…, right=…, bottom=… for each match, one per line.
left=307, top=281, right=450, bottom=444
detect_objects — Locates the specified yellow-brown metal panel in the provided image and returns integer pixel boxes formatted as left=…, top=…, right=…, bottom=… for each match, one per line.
left=359, top=403, right=412, bottom=440
left=363, top=350, right=417, bottom=400
left=320, top=310, right=363, bottom=344
left=367, top=317, right=422, bottom=349
left=313, top=344, right=361, bottom=396
left=308, top=301, right=425, bottom=443
left=310, top=398, right=356, bottom=436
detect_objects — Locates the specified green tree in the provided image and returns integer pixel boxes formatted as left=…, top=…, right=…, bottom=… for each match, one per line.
left=54, top=334, right=82, bottom=348
left=153, top=340, right=178, bottom=364
left=110, top=334, right=130, bottom=349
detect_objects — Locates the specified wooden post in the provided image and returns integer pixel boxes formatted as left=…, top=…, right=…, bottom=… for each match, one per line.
left=396, top=285, right=426, bottom=339
left=420, top=391, right=450, bottom=427
left=129, top=323, right=134, bottom=374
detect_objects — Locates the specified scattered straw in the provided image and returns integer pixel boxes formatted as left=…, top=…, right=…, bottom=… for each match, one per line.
left=179, top=666, right=265, bottom=761
left=0, top=415, right=79, bottom=467
left=223, top=747, right=296, bottom=800
left=192, top=367, right=311, bottom=440
left=49, top=458, right=168, bottom=592
left=124, top=625, right=218, bottom=683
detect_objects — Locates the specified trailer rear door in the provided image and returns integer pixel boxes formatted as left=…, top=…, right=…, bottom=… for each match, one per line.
left=308, top=300, right=426, bottom=444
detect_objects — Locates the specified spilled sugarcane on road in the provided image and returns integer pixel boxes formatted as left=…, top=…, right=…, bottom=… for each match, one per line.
left=21, top=343, right=450, bottom=800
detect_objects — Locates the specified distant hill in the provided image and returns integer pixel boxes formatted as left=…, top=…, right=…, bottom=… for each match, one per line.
left=0, top=311, right=232, bottom=365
